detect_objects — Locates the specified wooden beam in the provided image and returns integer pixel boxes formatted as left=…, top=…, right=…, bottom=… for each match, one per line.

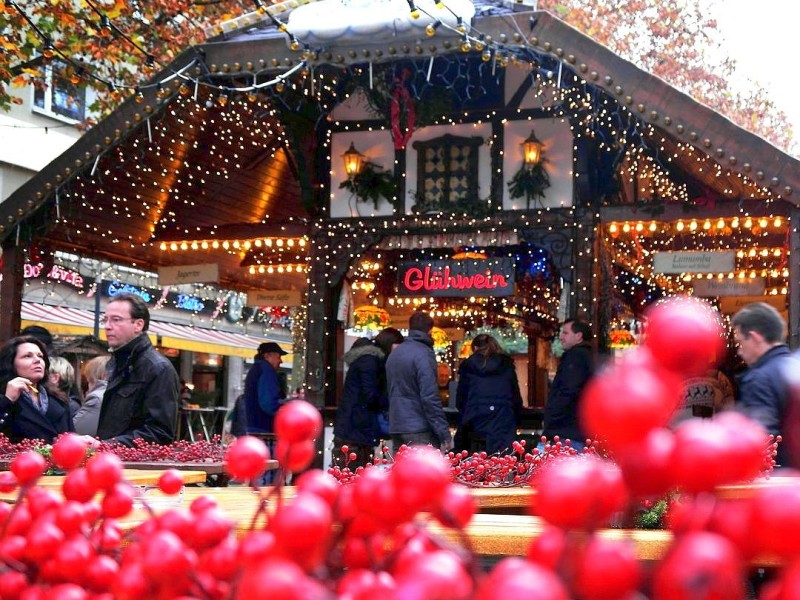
left=790, top=207, right=800, bottom=350
left=0, top=238, right=23, bottom=340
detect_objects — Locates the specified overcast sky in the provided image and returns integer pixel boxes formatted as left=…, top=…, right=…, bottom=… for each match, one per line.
left=708, top=0, right=799, bottom=151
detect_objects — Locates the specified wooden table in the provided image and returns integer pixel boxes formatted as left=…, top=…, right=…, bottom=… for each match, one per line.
left=0, top=469, right=207, bottom=502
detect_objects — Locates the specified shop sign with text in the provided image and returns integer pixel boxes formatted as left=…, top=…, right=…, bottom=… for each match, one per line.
left=397, top=259, right=515, bottom=297
left=158, top=263, right=219, bottom=285
left=653, top=251, right=735, bottom=274
left=693, top=278, right=765, bottom=297
left=247, top=290, right=302, bottom=307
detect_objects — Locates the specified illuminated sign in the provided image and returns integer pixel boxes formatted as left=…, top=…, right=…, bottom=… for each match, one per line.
left=46, top=265, right=84, bottom=289
left=106, top=281, right=153, bottom=303
left=397, top=259, right=515, bottom=297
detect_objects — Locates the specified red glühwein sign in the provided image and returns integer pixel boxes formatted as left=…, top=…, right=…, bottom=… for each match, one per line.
left=397, top=259, right=515, bottom=297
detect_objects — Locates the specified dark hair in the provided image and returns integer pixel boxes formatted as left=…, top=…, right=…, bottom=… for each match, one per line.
left=108, top=292, right=151, bottom=331
left=732, top=302, right=786, bottom=344
left=0, top=336, right=52, bottom=394
left=19, top=325, right=54, bottom=349
left=374, top=327, right=404, bottom=356
left=409, top=312, right=434, bottom=334
left=471, top=333, right=505, bottom=355
left=351, top=337, right=374, bottom=350
left=564, top=319, right=592, bottom=341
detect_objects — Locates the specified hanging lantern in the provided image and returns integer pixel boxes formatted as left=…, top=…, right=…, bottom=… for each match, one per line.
left=342, top=142, right=365, bottom=178
left=522, top=130, right=544, bottom=165
left=353, top=305, right=391, bottom=330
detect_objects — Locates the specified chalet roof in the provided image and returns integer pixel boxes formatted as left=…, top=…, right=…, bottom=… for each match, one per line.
left=1, top=7, right=797, bottom=292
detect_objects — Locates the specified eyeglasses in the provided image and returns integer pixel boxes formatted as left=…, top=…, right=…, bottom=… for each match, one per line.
left=100, top=315, right=138, bottom=325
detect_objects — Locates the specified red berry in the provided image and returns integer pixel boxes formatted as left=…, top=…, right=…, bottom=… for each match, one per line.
left=644, top=296, right=724, bottom=378
left=0, top=471, right=18, bottom=493
left=225, top=436, right=270, bottom=481
left=158, top=469, right=184, bottom=495
left=274, top=400, right=322, bottom=444
left=86, top=453, right=123, bottom=491
left=275, top=439, right=316, bottom=473
left=11, top=451, right=47, bottom=486
left=101, top=482, right=135, bottom=518
left=51, top=434, right=89, bottom=471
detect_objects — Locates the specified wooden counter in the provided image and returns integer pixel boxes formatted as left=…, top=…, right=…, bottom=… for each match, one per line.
left=0, top=469, right=207, bottom=502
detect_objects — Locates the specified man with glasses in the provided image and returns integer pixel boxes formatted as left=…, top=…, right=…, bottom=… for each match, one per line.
left=95, top=292, right=179, bottom=445
left=732, top=302, right=796, bottom=468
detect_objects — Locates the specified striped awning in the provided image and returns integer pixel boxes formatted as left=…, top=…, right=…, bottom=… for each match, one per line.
left=21, top=302, right=293, bottom=361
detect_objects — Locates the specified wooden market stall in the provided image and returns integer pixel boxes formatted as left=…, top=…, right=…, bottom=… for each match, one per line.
left=0, top=1, right=798, bottom=419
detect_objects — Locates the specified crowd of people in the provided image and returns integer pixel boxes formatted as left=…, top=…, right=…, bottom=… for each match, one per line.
left=2, top=299, right=799, bottom=471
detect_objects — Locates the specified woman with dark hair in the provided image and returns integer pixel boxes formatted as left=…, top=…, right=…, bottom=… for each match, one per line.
left=333, top=327, right=404, bottom=469
left=455, top=333, right=522, bottom=454
left=0, top=335, right=75, bottom=443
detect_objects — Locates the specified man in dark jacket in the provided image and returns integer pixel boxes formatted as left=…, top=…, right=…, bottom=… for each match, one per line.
left=243, top=342, right=287, bottom=435
left=542, top=319, right=595, bottom=449
left=96, top=293, right=179, bottom=446
left=333, top=337, right=387, bottom=468
left=733, top=302, right=796, bottom=468
left=386, top=312, right=453, bottom=451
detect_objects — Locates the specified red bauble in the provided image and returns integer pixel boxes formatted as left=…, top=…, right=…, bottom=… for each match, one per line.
left=224, top=436, right=270, bottom=482
left=51, top=434, right=89, bottom=471
left=580, top=349, right=682, bottom=451
left=274, top=400, right=322, bottom=444
left=643, top=296, right=724, bottom=378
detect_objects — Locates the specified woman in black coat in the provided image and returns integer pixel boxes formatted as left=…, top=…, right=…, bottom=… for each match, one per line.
left=333, top=328, right=403, bottom=469
left=455, top=334, right=522, bottom=454
left=0, top=335, right=74, bottom=443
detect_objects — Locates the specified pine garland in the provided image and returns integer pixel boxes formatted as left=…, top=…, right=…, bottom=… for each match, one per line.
left=507, top=160, right=551, bottom=208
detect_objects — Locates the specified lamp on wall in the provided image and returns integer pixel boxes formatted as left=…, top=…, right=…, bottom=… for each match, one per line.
left=342, top=142, right=365, bottom=178
left=522, top=130, right=544, bottom=166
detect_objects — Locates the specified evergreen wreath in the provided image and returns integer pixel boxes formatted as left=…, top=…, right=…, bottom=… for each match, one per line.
left=339, top=161, right=398, bottom=210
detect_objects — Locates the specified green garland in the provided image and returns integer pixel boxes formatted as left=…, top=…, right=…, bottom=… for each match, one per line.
left=339, top=162, right=398, bottom=210
left=507, top=160, right=551, bottom=208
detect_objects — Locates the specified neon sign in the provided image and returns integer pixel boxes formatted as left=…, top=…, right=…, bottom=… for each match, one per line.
left=106, top=281, right=153, bottom=303
left=397, top=259, right=515, bottom=297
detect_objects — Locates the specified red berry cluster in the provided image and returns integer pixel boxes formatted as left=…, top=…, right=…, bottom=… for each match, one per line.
left=0, top=434, right=227, bottom=471
left=328, top=437, right=602, bottom=487
left=95, top=437, right=227, bottom=464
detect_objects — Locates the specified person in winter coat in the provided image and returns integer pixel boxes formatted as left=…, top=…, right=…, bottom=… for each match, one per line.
left=74, top=355, right=110, bottom=436
left=333, top=337, right=388, bottom=469
left=386, top=312, right=453, bottom=451
left=542, top=319, right=595, bottom=450
left=95, top=293, right=179, bottom=446
left=455, top=334, right=522, bottom=454
left=0, top=335, right=74, bottom=443
left=733, top=302, right=796, bottom=468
